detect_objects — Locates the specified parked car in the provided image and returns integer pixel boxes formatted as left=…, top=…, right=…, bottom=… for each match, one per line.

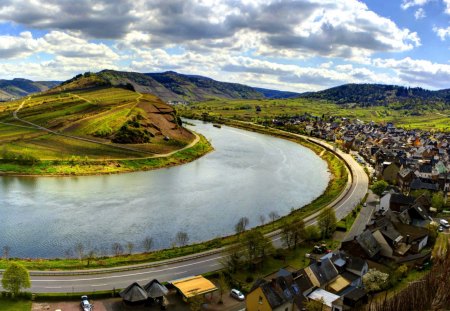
left=80, top=295, right=92, bottom=311
left=363, top=203, right=367, bottom=207
left=438, top=225, right=444, bottom=232
left=440, top=219, right=450, bottom=228
left=230, top=289, right=245, bottom=301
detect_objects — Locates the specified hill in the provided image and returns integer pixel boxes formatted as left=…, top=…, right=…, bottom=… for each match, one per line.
left=0, top=78, right=59, bottom=101
left=299, top=83, right=450, bottom=108
left=0, top=84, right=195, bottom=162
left=146, top=71, right=265, bottom=101
left=53, top=70, right=297, bottom=102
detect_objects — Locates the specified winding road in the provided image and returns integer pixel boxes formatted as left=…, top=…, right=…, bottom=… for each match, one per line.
left=0, top=123, right=368, bottom=293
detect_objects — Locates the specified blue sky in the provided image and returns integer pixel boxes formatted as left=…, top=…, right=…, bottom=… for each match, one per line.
left=0, top=0, right=450, bottom=92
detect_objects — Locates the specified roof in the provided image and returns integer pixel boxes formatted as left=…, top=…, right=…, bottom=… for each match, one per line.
left=328, top=276, right=350, bottom=293
left=144, top=279, right=169, bottom=298
left=344, top=287, right=367, bottom=302
left=171, top=276, right=217, bottom=299
left=341, top=271, right=360, bottom=283
left=119, top=282, right=148, bottom=302
left=393, top=222, right=429, bottom=241
left=410, top=178, right=439, bottom=191
left=356, top=230, right=381, bottom=258
left=346, top=257, right=367, bottom=273
left=306, top=258, right=339, bottom=286
left=307, top=288, right=340, bottom=307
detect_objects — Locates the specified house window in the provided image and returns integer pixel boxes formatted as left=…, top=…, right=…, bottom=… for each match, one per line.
left=258, top=296, right=263, bottom=304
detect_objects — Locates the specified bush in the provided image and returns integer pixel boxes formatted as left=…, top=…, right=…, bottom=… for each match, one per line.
left=245, top=276, right=254, bottom=283
left=304, top=225, right=321, bottom=241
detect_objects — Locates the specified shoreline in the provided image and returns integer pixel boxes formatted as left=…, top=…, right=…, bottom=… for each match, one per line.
left=0, top=132, right=213, bottom=177
left=0, top=119, right=350, bottom=268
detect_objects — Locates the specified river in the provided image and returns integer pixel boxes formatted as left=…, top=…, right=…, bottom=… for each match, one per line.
left=0, top=120, right=329, bottom=258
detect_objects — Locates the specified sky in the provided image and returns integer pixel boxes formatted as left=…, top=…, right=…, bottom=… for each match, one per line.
left=0, top=0, right=450, bottom=92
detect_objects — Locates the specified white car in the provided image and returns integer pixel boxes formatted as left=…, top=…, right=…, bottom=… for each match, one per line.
left=80, top=295, right=92, bottom=311
left=230, top=289, right=245, bottom=301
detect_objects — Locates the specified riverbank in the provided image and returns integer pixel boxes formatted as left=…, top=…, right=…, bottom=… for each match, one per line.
left=0, top=120, right=348, bottom=270
left=0, top=133, right=213, bottom=176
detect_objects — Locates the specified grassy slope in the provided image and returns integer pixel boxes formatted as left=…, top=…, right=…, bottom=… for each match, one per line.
left=0, top=87, right=196, bottom=163
left=182, top=98, right=450, bottom=132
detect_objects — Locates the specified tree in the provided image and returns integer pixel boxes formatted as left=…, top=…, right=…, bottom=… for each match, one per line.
left=175, top=231, right=189, bottom=247
left=318, top=208, right=337, bottom=239
left=112, top=242, right=124, bottom=256
left=142, top=236, right=153, bottom=252
left=242, top=230, right=273, bottom=269
left=432, top=192, right=445, bottom=212
left=74, top=242, right=84, bottom=262
left=259, top=215, right=266, bottom=225
left=3, top=245, right=11, bottom=259
left=234, top=217, right=249, bottom=235
left=86, top=249, right=97, bottom=267
left=268, top=211, right=279, bottom=228
left=221, top=243, right=243, bottom=274
left=304, top=298, right=324, bottom=311
left=217, top=272, right=228, bottom=304
left=281, top=217, right=305, bottom=249
left=371, top=180, right=389, bottom=196
left=126, top=242, right=134, bottom=255
left=363, top=268, right=389, bottom=293
left=1, top=262, right=31, bottom=297
left=304, top=225, right=321, bottom=241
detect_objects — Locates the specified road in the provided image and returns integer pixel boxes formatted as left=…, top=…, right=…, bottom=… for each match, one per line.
left=0, top=124, right=368, bottom=293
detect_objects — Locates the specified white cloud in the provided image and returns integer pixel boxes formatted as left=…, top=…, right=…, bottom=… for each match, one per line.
left=373, top=57, right=450, bottom=89
left=433, top=26, right=450, bottom=40
left=414, top=8, right=426, bottom=19
left=444, top=0, right=450, bottom=14
left=401, top=0, right=430, bottom=10
left=0, top=31, right=39, bottom=58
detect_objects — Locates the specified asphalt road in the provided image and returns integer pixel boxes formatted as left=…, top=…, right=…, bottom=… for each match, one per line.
left=0, top=126, right=368, bottom=293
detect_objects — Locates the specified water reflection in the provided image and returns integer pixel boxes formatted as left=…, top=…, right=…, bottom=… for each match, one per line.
left=0, top=120, right=329, bottom=258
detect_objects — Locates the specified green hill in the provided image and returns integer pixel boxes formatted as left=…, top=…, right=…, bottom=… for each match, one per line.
left=299, top=83, right=450, bottom=108
left=0, top=78, right=59, bottom=101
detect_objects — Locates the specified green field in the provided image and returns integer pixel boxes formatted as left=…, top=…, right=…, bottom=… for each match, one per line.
left=0, top=87, right=211, bottom=175
left=179, top=98, right=450, bottom=132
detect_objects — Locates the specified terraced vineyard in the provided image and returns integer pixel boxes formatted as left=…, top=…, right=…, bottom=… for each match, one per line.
left=0, top=86, right=208, bottom=175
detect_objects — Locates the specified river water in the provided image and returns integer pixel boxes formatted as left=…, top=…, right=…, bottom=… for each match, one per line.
left=0, top=120, right=329, bottom=258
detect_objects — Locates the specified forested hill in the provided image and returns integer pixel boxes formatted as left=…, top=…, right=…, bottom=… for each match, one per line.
left=0, top=78, right=60, bottom=101
left=146, top=71, right=265, bottom=101
left=299, top=84, right=450, bottom=108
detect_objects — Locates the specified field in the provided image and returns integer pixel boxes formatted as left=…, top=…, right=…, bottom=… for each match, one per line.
left=180, top=98, right=450, bottom=132
left=0, top=298, right=31, bottom=311
left=0, top=87, right=211, bottom=175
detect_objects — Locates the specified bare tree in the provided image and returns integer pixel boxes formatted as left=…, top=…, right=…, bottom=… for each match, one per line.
left=234, top=217, right=249, bottom=235
left=259, top=215, right=266, bottom=226
left=112, top=242, right=124, bottom=256
left=268, top=211, right=279, bottom=228
left=175, top=231, right=189, bottom=247
left=74, top=242, right=84, bottom=262
left=2, top=246, right=10, bottom=260
left=86, top=249, right=97, bottom=267
left=142, top=236, right=153, bottom=252
left=126, top=242, right=134, bottom=255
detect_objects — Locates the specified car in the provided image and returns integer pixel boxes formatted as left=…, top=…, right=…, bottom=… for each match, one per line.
left=438, top=225, right=444, bottom=232
left=230, top=289, right=245, bottom=301
left=440, top=219, right=450, bottom=228
left=363, top=203, right=367, bottom=207
left=80, top=295, right=92, bottom=311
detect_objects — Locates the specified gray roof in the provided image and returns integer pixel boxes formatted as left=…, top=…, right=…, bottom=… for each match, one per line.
left=119, top=282, right=148, bottom=302
left=144, top=279, right=169, bottom=298
left=356, top=230, right=381, bottom=258
left=308, top=258, right=339, bottom=286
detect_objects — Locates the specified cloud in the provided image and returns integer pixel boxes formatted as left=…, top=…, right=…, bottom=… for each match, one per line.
left=373, top=57, right=450, bottom=89
left=414, top=8, right=426, bottom=19
left=444, top=0, right=450, bottom=14
left=0, top=31, right=39, bottom=58
left=0, top=0, right=136, bottom=39
left=401, top=0, right=430, bottom=10
left=0, top=0, right=420, bottom=60
left=433, top=26, right=450, bottom=40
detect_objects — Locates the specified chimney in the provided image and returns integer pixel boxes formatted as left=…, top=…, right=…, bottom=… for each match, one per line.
left=406, top=234, right=411, bottom=244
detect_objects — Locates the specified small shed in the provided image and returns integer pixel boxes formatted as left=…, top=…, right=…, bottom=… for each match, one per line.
left=119, top=282, right=148, bottom=304
left=171, top=275, right=218, bottom=301
left=144, top=279, right=169, bottom=301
